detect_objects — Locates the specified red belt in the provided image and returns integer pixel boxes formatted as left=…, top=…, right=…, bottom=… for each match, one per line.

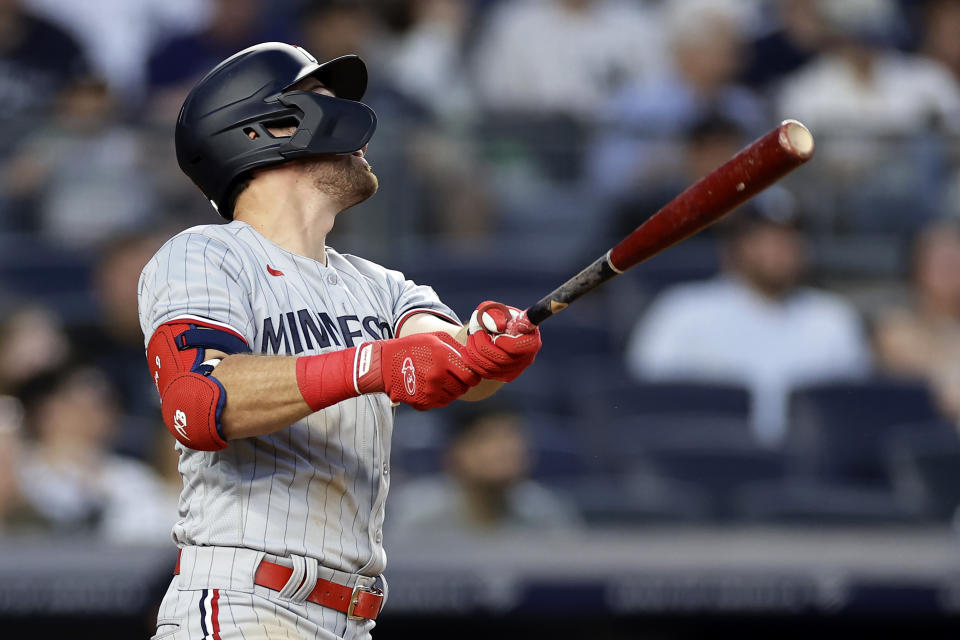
left=175, top=550, right=383, bottom=620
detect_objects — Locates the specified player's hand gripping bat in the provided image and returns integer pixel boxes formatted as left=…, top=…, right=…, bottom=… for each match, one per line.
left=501, top=119, right=815, bottom=335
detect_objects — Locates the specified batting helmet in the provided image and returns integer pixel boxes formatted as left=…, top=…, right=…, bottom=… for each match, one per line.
left=175, top=42, right=378, bottom=219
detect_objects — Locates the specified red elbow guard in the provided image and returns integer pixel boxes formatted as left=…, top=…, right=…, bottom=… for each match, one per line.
left=147, top=319, right=249, bottom=450
left=160, top=372, right=228, bottom=451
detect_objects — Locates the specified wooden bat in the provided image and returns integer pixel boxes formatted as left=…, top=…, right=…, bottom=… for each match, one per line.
left=505, top=119, right=815, bottom=335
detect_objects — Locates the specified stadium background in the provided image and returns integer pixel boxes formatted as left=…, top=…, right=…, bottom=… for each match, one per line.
left=1, top=0, right=960, bottom=637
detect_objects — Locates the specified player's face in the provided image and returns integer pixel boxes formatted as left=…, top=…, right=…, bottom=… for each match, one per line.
left=266, top=78, right=379, bottom=209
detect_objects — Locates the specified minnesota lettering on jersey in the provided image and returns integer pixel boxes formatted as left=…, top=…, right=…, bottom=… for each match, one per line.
left=261, top=308, right=393, bottom=354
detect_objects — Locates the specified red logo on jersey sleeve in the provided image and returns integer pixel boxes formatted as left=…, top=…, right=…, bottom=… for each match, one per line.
left=266, top=264, right=284, bottom=276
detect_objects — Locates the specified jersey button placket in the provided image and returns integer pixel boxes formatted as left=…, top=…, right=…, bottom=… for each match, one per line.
left=327, top=273, right=338, bottom=285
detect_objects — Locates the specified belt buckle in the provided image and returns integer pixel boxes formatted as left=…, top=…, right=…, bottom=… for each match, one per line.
left=347, top=582, right=383, bottom=620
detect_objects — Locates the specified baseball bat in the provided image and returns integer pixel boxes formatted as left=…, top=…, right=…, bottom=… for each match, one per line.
left=506, top=119, right=815, bottom=334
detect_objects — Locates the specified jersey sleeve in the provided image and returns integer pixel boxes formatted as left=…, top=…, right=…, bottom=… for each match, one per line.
left=138, top=232, right=256, bottom=347
left=386, top=269, right=460, bottom=336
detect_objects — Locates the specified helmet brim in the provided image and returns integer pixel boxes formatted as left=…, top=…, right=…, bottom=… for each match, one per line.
left=292, top=54, right=367, bottom=102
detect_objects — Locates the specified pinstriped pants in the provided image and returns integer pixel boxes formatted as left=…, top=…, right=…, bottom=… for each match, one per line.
left=151, top=547, right=382, bottom=640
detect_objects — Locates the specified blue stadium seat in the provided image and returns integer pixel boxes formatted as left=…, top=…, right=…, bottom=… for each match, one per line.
left=624, top=236, right=720, bottom=297
left=390, top=407, right=451, bottom=475
left=552, top=473, right=712, bottom=524
left=607, top=414, right=757, bottom=454
left=579, top=378, right=752, bottom=424
left=0, top=234, right=94, bottom=321
left=535, top=322, right=618, bottom=365
left=786, top=379, right=942, bottom=486
left=635, top=444, right=787, bottom=520
left=600, top=413, right=784, bottom=519
left=522, top=413, right=597, bottom=479
left=887, top=427, right=960, bottom=521
left=733, top=481, right=916, bottom=525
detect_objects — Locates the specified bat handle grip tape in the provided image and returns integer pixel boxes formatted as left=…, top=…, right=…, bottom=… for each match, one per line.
left=505, top=310, right=537, bottom=335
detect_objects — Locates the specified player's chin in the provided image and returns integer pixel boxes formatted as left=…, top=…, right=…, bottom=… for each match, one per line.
left=349, top=158, right=379, bottom=196
left=355, top=168, right=379, bottom=203
left=337, top=159, right=379, bottom=208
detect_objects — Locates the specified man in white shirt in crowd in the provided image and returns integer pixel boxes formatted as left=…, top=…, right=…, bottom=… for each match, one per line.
left=625, top=205, right=872, bottom=446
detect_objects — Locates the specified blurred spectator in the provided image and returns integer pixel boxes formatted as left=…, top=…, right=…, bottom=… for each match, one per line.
left=16, top=364, right=176, bottom=542
left=69, top=232, right=167, bottom=460
left=147, top=0, right=279, bottom=92
left=297, top=1, right=428, bottom=121
left=775, top=0, right=960, bottom=232
left=389, top=405, right=581, bottom=534
left=0, top=304, right=69, bottom=395
left=0, top=78, right=154, bottom=245
left=626, top=206, right=872, bottom=446
left=588, top=0, right=765, bottom=200
left=24, top=0, right=207, bottom=99
left=0, top=0, right=89, bottom=155
left=740, top=0, right=832, bottom=90
left=299, top=0, right=377, bottom=63
left=471, top=0, right=665, bottom=121
left=403, top=129, right=498, bottom=248
left=608, top=114, right=747, bottom=243
left=919, top=0, right=960, bottom=86
left=777, top=0, right=960, bottom=135
left=0, top=395, right=45, bottom=532
left=296, top=0, right=497, bottom=257
left=874, top=220, right=960, bottom=422
left=381, top=0, right=476, bottom=121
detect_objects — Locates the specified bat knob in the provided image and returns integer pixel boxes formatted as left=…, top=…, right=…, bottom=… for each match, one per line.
left=505, top=310, right=536, bottom=336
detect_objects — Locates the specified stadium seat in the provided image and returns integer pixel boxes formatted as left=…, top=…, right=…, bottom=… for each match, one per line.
left=527, top=425, right=592, bottom=481
left=786, top=379, right=941, bottom=487
left=607, top=414, right=757, bottom=454
left=552, top=473, right=712, bottom=525
left=390, top=407, right=451, bottom=475
left=0, top=234, right=95, bottom=322
left=887, top=427, right=960, bottom=521
left=597, top=413, right=785, bottom=519
left=733, top=481, right=916, bottom=525
left=579, top=378, right=752, bottom=425
left=624, top=236, right=720, bottom=297
left=634, top=444, right=788, bottom=520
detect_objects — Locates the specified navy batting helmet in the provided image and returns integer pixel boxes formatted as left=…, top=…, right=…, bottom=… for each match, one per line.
left=175, top=42, right=377, bottom=219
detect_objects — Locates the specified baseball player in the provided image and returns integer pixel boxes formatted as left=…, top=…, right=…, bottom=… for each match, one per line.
left=139, top=43, right=541, bottom=640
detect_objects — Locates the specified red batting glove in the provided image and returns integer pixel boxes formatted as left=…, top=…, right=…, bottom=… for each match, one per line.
left=462, top=301, right=542, bottom=382
left=356, top=332, right=482, bottom=410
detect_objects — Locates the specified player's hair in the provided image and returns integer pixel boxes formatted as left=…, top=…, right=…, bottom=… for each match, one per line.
left=223, top=174, right=254, bottom=219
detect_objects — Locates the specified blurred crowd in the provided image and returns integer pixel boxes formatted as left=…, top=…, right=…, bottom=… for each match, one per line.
left=2, top=0, right=960, bottom=541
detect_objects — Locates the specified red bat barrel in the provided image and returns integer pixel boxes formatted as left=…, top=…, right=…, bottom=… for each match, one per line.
left=608, top=119, right=814, bottom=272
left=508, top=119, right=814, bottom=333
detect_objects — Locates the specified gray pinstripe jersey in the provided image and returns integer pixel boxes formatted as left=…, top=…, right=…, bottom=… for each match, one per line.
left=138, top=220, right=457, bottom=576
